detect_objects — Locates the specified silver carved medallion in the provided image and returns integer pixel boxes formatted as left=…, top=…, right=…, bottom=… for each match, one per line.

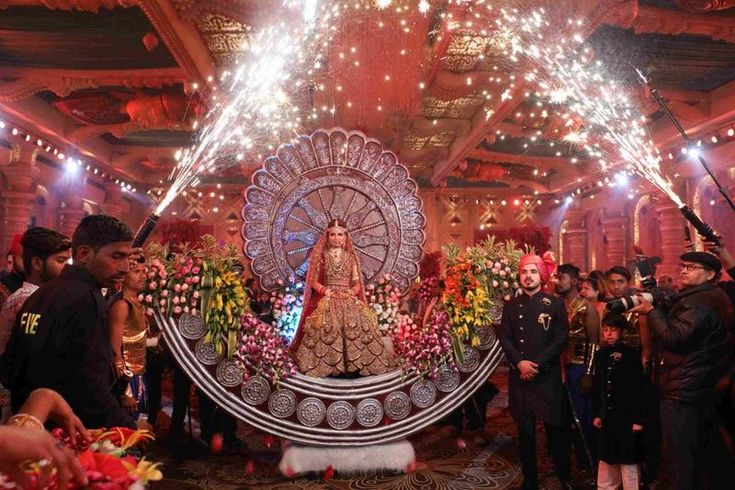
left=179, top=313, right=206, bottom=340
left=356, top=398, right=384, bottom=427
left=410, top=380, right=437, bottom=409
left=477, top=325, right=497, bottom=351
left=297, top=397, right=326, bottom=427
left=243, top=128, right=425, bottom=293
left=195, top=338, right=224, bottom=366
left=384, top=391, right=411, bottom=420
left=488, top=303, right=503, bottom=325
left=326, top=401, right=355, bottom=430
left=268, top=389, right=297, bottom=418
left=457, top=346, right=481, bottom=373
left=241, top=376, right=271, bottom=406
left=435, top=366, right=461, bottom=393
left=216, top=358, right=243, bottom=388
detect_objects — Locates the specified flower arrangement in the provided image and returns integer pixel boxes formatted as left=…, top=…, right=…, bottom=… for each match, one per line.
left=391, top=311, right=456, bottom=379
left=417, top=276, right=440, bottom=304
left=442, top=237, right=524, bottom=358
left=366, top=273, right=402, bottom=335
left=268, top=276, right=304, bottom=342
left=0, top=427, right=161, bottom=489
left=143, top=237, right=247, bottom=357
left=236, top=313, right=297, bottom=384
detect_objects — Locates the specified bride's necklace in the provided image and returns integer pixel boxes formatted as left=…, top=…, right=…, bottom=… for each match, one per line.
left=327, top=247, right=346, bottom=273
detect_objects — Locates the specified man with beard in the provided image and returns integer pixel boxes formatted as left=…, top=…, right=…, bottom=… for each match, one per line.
left=0, top=235, right=24, bottom=309
left=499, top=253, right=571, bottom=489
left=0, top=228, right=71, bottom=356
left=1, top=215, right=139, bottom=429
left=556, top=263, right=599, bottom=468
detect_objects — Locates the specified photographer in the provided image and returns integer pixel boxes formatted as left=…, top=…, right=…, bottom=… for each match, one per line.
left=631, top=252, right=734, bottom=490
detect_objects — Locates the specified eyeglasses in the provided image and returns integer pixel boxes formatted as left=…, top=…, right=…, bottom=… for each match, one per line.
left=678, top=263, right=706, bottom=271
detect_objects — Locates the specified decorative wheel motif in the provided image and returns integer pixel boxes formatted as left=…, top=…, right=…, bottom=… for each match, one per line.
left=216, top=358, right=243, bottom=387
left=268, top=389, right=297, bottom=418
left=384, top=391, right=411, bottom=421
left=356, top=398, right=384, bottom=427
left=488, top=303, right=503, bottom=324
left=326, top=401, right=355, bottom=430
left=241, top=376, right=271, bottom=406
left=458, top=346, right=481, bottom=373
left=297, top=397, right=326, bottom=427
left=179, top=314, right=205, bottom=340
left=477, top=325, right=497, bottom=351
left=410, top=380, right=437, bottom=409
left=243, top=128, right=426, bottom=293
left=195, top=338, right=223, bottom=366
left=435, top=366, right=461, bottom=393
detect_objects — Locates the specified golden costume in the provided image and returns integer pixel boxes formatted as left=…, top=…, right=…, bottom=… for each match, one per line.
left=292, top=221, right=394, bottom=377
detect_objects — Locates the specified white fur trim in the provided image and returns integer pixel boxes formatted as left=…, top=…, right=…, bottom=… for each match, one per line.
left=279, top=440, right=415, bottom=476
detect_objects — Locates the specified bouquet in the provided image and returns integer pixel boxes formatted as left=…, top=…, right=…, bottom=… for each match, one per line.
left=366, top=273, right=402, bottom=335
left=417, top=276, right=440, bottom=304
left=268, top=276, right=304, bottom=341
left=391, top=311, right=456, bottom=379
left=0, top=428, right=161, bottom=489
left=236, top=313, right=297, bottom=384
left=443, top=237, right=524, bottom=359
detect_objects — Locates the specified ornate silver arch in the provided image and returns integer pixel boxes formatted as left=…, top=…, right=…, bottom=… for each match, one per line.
left=157, top=311, right=503, bottom=447
left=242, top=128, right=426, bottom=293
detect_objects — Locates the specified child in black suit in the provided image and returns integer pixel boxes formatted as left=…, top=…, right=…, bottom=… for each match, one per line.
left=592, top=315, right=645, bottom=489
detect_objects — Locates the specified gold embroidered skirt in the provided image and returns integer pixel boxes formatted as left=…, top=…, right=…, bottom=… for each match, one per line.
left=295, top=294, right=394, bottom=377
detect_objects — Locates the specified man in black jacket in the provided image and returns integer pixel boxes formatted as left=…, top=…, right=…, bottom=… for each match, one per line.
left=1, top=215, right=138, bottom=430
left=499, top=253, right=570, bottom=490
left=632, top=251, right=734, bottom=490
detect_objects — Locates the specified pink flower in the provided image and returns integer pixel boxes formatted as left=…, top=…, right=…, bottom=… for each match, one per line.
left=149, top=282, right=157, bottom=289
left=182, top=283, right=189, bottom=291
left=191, top=308, right=198, bottom=315
left=146, top=307, right=154, bottom=316
left=172, top=296, right=180, bottom=305
left=161, top=290, right=169, bottom=298
left=174, top=284, right=181, bottom=292
left=173, top=306, right=182, bottom=315
left=145, top=294, right=153, bottom=303
left=193, top=291, right=200, bottom=299
left=159, top=279, right=167, bottom=286
left=379, top=278, right=385, bottom=284
left=192, top=276, right=200, bottom=284
left=192, top=267, right=201, bottom=274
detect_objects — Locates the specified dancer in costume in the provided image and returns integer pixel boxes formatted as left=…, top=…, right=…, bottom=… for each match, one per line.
left=292, top=219, right=393, bottom=377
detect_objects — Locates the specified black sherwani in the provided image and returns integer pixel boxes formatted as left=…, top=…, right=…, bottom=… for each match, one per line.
left=592, top=341, right=645, bottom=464
left=499, top=290, right=569, bottom=425
left=498, top=290, right=570, bottom=488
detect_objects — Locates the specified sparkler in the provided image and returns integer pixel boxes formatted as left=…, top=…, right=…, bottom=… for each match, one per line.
left=487, top=6, right=727, bottom=246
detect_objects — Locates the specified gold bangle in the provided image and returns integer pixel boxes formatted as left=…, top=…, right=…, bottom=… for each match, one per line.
left=7, top=413, right=45, bottom=431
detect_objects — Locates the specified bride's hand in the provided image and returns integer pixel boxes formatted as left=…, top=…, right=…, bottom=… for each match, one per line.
left=324, top=288, right=333, bottom=298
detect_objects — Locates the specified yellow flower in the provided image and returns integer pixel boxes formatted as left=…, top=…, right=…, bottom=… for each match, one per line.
left=471, top=335, right=481, bottom=347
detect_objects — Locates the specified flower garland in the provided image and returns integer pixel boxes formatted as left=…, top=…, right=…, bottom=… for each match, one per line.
left=268, top=276, right=304, bottom=342
left=391, top=311, right=456, bottom=379
left=366, top=273, right=402, bottom=335
left=0, top=428, right=161, bottom=489
left=236, top=313, right=297, bottom=384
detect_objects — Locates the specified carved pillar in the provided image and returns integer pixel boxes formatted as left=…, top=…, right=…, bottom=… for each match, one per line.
left=0, top=145, right=39, bottom=254
left=562, top=210, right=587, bottom=269
left=602, top=214, right=628, bottom=270
left=99, top=182, right=126, bottom=220
left=57, top=182, right=87, bottom=239
left=656, top=202, right=686, bottom=280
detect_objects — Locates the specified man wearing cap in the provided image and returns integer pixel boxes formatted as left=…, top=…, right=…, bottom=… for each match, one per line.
left=0, top=228, right=71, bottom=356
left=499, top=252, right=571, bottom=490
left=631, top=251, right=734, bottom=490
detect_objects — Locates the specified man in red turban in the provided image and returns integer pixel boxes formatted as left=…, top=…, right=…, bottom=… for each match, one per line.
left=498, top=251, right=571, bottom=489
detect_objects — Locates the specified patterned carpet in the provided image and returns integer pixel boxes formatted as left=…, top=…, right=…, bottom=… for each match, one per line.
left=149, top=368, right=585, bottom=489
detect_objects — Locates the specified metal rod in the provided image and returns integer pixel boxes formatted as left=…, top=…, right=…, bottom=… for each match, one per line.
left=634, top=68, right=735, bottom=214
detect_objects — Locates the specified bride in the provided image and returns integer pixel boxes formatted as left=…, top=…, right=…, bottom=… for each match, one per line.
left=291, top=218, right=394, bottom=377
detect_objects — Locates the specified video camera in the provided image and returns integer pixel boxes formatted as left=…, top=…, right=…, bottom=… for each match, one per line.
left=606, top=253, right=670, bottom=314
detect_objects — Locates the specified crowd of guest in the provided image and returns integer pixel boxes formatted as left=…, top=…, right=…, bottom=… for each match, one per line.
left=0, top=213, right=733, bottom=490
left=496, top=245, right=735, bottom=490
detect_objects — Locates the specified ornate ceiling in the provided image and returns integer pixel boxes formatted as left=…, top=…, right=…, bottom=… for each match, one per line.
left=1, top=0, right=735, bottom=203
